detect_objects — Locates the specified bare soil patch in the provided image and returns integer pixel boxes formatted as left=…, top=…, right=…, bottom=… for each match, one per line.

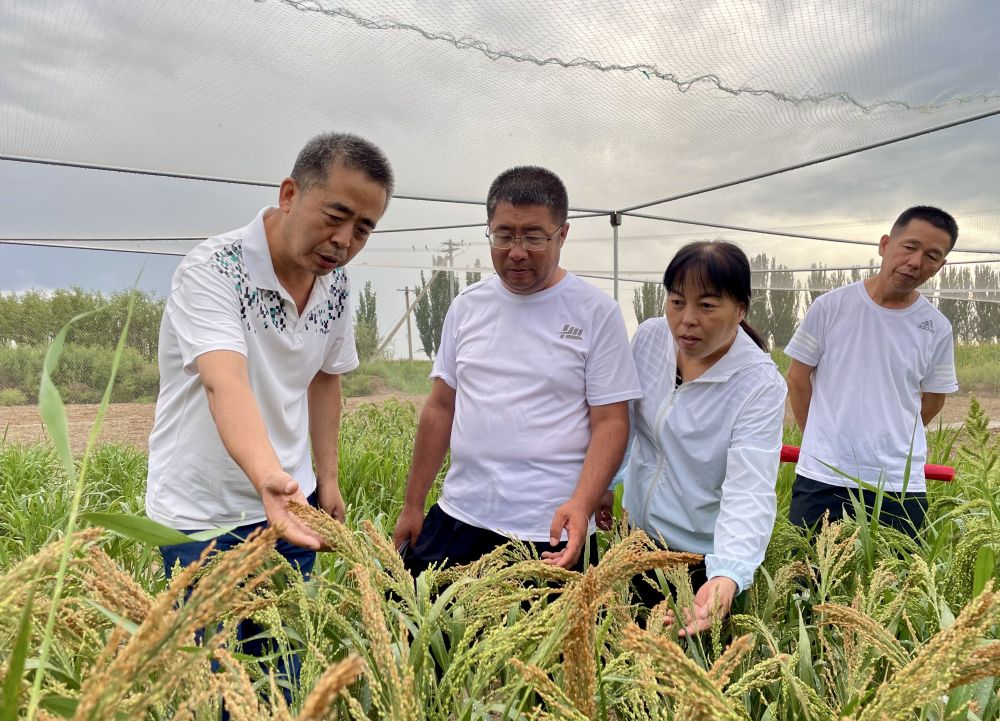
left=1, top=391, right=995, bottom=454
left=0, top=394, right=427, bottom=454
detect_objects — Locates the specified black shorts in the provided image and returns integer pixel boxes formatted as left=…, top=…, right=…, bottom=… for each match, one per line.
left=405, top=503, right=599, bottom=577
left=789, top=474, right=927, bottom=537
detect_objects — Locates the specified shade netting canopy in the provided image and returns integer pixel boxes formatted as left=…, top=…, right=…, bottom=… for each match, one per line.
left=3, top=0, right=1000, bottom=297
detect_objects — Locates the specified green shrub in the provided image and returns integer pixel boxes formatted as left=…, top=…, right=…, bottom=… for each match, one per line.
left=0, top=343, right=158, bottom=404
left=0, top=387, right=28, bottom=406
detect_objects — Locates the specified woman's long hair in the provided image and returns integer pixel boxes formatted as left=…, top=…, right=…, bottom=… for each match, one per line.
left=662, top=240, right=769, bottom=352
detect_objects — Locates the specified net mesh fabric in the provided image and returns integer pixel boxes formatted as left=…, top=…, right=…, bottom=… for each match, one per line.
left=2, top=0, right=999, bottom=294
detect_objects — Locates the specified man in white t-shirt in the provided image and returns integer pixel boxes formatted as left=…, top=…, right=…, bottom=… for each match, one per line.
left=392, top=166, right=642, bottom=573
left=785, top=206, right=959, bottom=535
left=146, top=133, right=393, bottom=582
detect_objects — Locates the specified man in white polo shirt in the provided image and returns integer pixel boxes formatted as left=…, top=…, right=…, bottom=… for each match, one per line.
left=785, top=206, right=959, bottom=536
left=146, top=132, right=393, bottom=580
left=392, top=166, right=642, bottom=573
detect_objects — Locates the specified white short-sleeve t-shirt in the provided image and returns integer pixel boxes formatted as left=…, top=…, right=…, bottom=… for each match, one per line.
left=145, top=207, right=359, bottom=530
left=784, top=281, right=958, bottom=492
left=433, top=273, right=642, bottom=541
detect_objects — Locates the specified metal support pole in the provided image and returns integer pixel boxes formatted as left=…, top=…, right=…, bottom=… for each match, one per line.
left=375, top=271, right=440, bottom=359
left=402, top=286, right=413, bottom=361
left=610, top=212, right=623, bottom=301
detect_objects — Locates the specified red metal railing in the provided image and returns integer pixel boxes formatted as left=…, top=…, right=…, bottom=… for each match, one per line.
left=779, top=445, right=955, bottom=482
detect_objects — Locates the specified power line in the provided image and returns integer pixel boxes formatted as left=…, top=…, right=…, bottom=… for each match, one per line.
left=618, top=107, right=1000, bottom=214
left=620, top=212, right=1000, bottom=254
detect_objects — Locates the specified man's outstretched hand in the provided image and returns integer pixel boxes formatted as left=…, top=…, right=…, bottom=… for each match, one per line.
left=541, top=498, right=591, bottom=569
left=664, top=576, right=738, bottom=637
left=260, top=471, right=328, bottom=550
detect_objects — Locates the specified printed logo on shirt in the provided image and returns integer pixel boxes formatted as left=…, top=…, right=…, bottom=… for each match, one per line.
left=559, top=324, right=584, bottom=341
left=916, top=319, right=935, bottom=334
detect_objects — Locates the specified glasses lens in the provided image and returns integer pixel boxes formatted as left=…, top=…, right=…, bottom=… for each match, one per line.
left=490, top=233, right=515, bottom=248
left=522, top=235, right=548, bottom=251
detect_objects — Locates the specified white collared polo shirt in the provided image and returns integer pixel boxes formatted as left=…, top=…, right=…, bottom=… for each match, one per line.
left=145, top=207, right=359, bottom=530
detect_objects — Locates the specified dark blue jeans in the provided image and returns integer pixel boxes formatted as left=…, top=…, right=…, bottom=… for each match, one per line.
left=159, top=497, right=317, bottom=709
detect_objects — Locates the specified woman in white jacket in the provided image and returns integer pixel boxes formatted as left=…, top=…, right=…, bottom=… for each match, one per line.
left=610, top=240, right=786, bottom=635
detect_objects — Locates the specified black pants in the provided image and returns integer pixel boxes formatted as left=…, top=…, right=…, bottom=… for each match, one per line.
left=789, top=474, right=927, bottom=537
left=405, top=503, right=599, bottom=576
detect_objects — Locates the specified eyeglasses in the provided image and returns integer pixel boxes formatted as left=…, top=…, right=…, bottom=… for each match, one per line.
left=486, top=223, right=565, bottom=252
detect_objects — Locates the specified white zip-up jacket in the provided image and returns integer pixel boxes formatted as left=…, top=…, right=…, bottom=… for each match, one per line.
left=619, top=318, right=787, bottom=592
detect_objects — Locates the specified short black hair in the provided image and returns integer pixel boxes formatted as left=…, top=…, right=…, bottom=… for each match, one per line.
left=486, top=166, right=568, bottom=224
left=663, top=240, right=769, bottom=352
left=891, top=206, right=958, bottom=250
left=290, top=132, right=394, bottom=203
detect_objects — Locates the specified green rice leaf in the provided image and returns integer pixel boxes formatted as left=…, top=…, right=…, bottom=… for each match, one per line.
left=973, top=545, right=996, bottom=598
left=82, top=599, right=141, bottom=635
left=38, top=696, right=77, bottom=718
left=80, top=511, right=233, bottom=546
left=38, top=310, right=99, bottom=481
left=0, top=585, right=35, bottom=720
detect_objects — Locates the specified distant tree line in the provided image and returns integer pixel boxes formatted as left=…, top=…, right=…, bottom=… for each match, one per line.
left=3, top=256, right=1000, bottom=405
left=0, top=288, right=164, bottom=405
left=629, top=253, right=1000, bottom=350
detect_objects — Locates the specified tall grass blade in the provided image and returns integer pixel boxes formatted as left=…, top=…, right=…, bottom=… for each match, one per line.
left=1, top=585, right=34, bottom=720
left=25, top=293, right=136, bottom=721
left=80, top=511, right=231, bottom=546
left=974, top=545, right=996, bottom=598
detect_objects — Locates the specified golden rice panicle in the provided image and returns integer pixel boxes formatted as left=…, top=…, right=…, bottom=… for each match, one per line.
left=359, top=519, right=415, bottom=595
left=0, top=527, right=102, bottom=612
left=439, top=538, right=534, bottom=585
left=622, top=623, right=746, bottom=721
left=267, top=669, right=294, bottom=721
left=857, top=582, right=1000, bottom=721
left=76, top=544, right=153, bottom=623
left=75, top=528, right=275, bottom=721
left=350, top=564, right=420, bottom=721
left=213, top=648, right=262, bottom=721
left=949, top=641, right=1000, bottom=689
left=509, top=658, right=589, bottom=721
left=709, top=634, right=755, bottom=689
left=297, top=656, right=365, bottom=721
left=185, top=526, right=282, bottom=630
left=812, top=518, right=858, bottom=597
left=781, top=670, right=837, bottom=721
left=289, top=501, right=365, bottom=561
left=723, top=655, right=789, bottom=699
left=593, top=528, right=703, bottom=595
left=562, top=570, right=601, bottom=718
left=814, top=603, right=909, bottom=669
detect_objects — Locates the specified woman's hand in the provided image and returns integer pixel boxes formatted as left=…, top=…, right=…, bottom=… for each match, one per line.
left=665, top=576, right=738, bottom=637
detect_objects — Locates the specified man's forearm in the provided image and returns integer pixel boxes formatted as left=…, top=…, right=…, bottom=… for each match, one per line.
left=921, top=393, right=946, bottom=427
left=402, top=405, right=453, bottom=509
left=572, top=405, right=629, bottom=511
left=787, top=379, right=811, bottom=432
left=204, top=376, right=283, bottom=493
left=309, top=372, right=343, bottom=484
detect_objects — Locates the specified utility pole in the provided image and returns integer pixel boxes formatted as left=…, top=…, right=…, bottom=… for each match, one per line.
left=440, top=238, right=463, bottom=304
left=397, top=286, right=414, bottom=361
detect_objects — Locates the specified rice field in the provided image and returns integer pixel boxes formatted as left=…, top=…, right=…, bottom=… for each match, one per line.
left=2, top=312, right=1000, bottom=719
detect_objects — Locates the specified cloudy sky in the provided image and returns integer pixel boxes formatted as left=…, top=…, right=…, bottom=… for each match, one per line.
left=2, top=0, right=999, bottom=356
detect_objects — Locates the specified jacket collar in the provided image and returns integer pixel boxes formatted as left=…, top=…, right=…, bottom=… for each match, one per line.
left=674, top=326, right=774, bottom=384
